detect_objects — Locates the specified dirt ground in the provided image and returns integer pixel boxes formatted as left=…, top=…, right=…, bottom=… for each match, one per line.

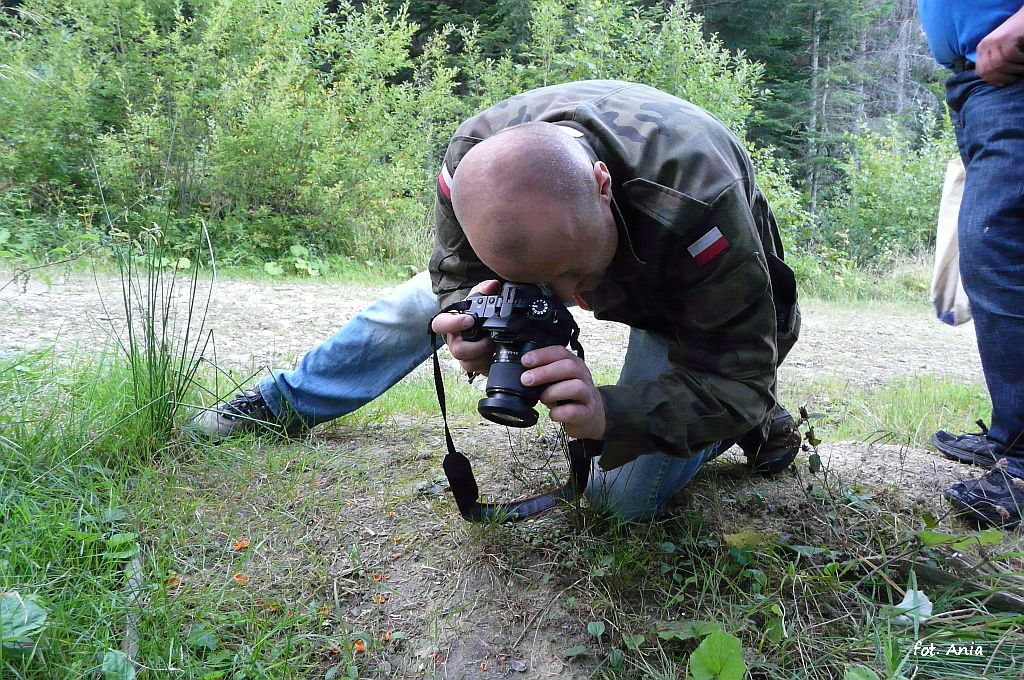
left=5, top=267, right=1015, bottom=679
left=0, top=267, right=984, bottom=386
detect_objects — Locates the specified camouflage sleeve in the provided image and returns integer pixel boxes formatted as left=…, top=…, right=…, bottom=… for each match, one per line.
left=428, top=155, right=499, bottom=310
left=596, top=181, right=777, bottom=468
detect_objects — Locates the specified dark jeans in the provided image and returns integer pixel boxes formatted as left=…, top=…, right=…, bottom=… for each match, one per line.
left=945, top=71, right=1024, bottom=454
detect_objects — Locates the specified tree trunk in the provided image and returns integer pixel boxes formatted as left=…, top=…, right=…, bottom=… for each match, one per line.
left=894, top=0, right=910, bottom=115
left=856, top=22, right=868, bottom=124
left=808, top=5, right=822, bottom=213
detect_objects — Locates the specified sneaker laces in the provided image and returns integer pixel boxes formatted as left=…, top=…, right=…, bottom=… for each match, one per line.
left=220, top=388, right=270, bottom=422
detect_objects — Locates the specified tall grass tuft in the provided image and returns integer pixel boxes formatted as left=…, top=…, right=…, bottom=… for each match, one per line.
left=106, top=223, right=214, bottom=459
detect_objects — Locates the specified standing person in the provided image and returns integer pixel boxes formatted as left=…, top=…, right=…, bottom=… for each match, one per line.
left=428, top=80, right=801, bottom=520
left=920, top=2, right=1024, bottom=526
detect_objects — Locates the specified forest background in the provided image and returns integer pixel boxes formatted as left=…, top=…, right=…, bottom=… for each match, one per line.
left=1, top=0, right=953, bottom=293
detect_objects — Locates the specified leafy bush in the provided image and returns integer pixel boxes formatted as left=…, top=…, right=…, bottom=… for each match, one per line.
left=1, top=0, right=799, bottom=269
left=823, top=114, right=956, bottom=265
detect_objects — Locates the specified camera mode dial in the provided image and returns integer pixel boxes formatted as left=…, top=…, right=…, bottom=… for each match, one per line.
left=528, top=299, right=552, bottom=320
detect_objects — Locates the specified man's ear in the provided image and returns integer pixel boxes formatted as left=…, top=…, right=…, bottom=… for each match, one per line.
left=593, top=161, right=613, bottom=203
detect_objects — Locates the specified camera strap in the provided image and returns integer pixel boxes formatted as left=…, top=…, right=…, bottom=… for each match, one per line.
left=428, top=306, right=602, bottom=522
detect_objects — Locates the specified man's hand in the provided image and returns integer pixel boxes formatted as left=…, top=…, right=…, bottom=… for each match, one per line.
left=430, top=279, right=501, bottom=375
left=977, top=7, right=1024, bottom=85
left=522, top=346, right=606, bottom=440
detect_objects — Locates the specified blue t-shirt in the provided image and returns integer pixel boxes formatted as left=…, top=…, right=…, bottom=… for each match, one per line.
left=918, top=0, right=1022, bottom=68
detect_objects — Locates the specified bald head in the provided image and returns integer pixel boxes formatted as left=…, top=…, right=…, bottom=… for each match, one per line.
left=451, top=122, right=604, bottom=268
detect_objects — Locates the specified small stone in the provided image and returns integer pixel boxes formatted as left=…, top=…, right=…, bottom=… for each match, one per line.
left=510, top=660, right=528, bottom=672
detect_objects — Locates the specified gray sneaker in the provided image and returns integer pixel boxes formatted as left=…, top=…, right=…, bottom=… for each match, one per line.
left=185, top=387, right=295, bottom=442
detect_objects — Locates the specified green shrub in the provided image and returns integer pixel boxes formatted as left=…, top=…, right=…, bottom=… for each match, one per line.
left=823, top=114, right=956, bottom=265
left=1, top=0, right=800, bottom=268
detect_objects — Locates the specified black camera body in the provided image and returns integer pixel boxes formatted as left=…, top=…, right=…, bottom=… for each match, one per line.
left=460, top=282, right=579, bottom=427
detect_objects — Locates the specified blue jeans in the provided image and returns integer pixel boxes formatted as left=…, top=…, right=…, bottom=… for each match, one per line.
left=584, top=328, right=732, bottom=520
left=946, top=72, right=1024, bottom=454
left=257, top=271, right=725, bottom=519
left=258, top=271, right=440, bottom=426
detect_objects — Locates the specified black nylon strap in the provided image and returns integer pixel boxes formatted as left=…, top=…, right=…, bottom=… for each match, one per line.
left=429, top=307, right=601, bottom=522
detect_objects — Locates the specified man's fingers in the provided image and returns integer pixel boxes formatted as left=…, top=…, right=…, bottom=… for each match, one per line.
left=538, top=379, right=591, bottom=406
left=521, top=357, right=584, bottom=387
left=468, top=279, right=502, bottom=296
left=548, top=402, right=590, bottom=425
left=431, top=312, right=474, bottom=335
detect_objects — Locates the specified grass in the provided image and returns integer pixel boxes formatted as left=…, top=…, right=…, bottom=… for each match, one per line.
left=4, top=345, right=1022, bottom=679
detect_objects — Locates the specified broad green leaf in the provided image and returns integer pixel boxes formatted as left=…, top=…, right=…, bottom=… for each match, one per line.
left=289, top=244, right=309, bottom=257
left=607, top=648, right=624, bottom=668
left=916, top=528, right=1004, bottom=550
left=587, top=621, right=605, bottom=638
left=100, top=508, right=128, bottom=524
left=783, top=544, right=827, bottom=557
left=104, top=545, right=141, bottom=560
left=101, top=649, right=137, bottom=680
left=623, top=634, right=645, bottom=650
left=688, top=630, right=746, bottom=680
left=264, top=262, right=284, bottom=276
left=657, top=620, right=723, bottom=642
left=970, top=527, right=1004, bottom=547
left=562, top=645, right=587, bottom=659
left=843, top=666, right=881, bottom=680
left=916, top=529, right=957, bottom=546
left=1, top=592, right=49, bottom=643
left=106, top=532, right=138, bottom=547
left=809, top=451, right=822, bottom=473
left=0, top=228, right=10, bottom=244
left=175, top=257, right=191, bottom=270
left=186, top=623, right=219, bottom=651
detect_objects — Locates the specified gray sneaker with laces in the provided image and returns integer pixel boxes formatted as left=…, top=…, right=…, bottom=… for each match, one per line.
left=185, top=387, right=300, bottom=442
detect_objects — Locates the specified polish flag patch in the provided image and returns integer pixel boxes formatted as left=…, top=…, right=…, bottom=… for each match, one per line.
left=687, top=226, right=729, bottom=266
left=437, top=162, right=453, bottom=200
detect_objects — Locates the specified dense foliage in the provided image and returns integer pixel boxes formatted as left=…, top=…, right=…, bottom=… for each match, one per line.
left=0, top=0, right=952, bottom=274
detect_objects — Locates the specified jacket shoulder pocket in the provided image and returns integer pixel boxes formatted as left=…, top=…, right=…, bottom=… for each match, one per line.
left=623, top=178, right=709, bottom=231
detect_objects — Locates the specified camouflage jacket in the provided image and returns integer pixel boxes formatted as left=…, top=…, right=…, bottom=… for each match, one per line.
left=429, top=80, right=800, bottom=464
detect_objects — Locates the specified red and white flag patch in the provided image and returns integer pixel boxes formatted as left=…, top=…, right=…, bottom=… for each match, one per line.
left=437, top=162, right=453, bottom=200
left=687, top=226, right=729, bottom=266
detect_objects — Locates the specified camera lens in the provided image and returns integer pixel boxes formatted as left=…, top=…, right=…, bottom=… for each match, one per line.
left=478, top=395, right=538, bottom=427
left=477, top=343, right=541, bottom=428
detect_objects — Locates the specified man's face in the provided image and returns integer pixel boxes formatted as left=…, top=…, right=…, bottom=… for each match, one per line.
left=477, top=199, right=616, bottom=304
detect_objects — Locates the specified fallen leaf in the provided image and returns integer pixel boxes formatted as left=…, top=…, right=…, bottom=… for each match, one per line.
left=723, top=531, right=778, bottom=550
left=232, top=572, right=250, bottom=586
left=164, top=576, right=181, bottom=589
left=232, top=537, right=250, bottom=552
left=374, top=594, right=387, bottom=605
left=354, top=639, right=366, bottom=653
